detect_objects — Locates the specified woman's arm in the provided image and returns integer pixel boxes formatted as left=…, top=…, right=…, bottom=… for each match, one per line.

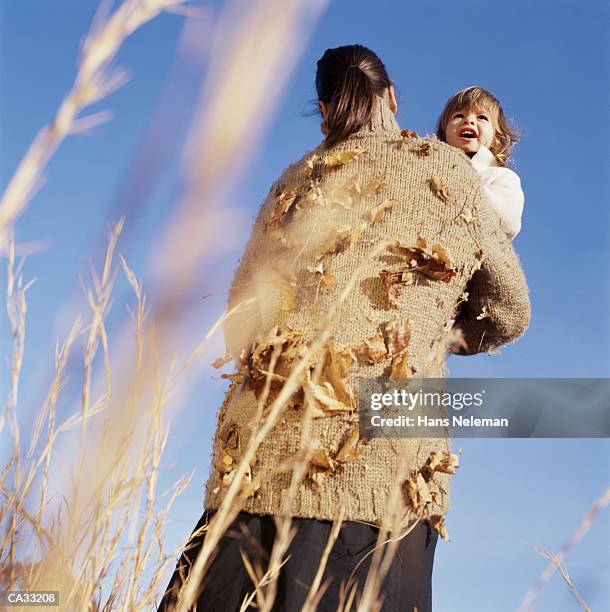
left=452, top=191, right=530, bottom=355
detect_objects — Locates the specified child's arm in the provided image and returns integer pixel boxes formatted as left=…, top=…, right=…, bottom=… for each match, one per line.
left=479, top=170, right=524, bottom=239
left=471, top=145, right=524, bottom=239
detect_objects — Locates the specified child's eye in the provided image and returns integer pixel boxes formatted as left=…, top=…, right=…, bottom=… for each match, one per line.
left=478, top=115, right=489, bottom=121
left=453, top=113, right=464, bottom=119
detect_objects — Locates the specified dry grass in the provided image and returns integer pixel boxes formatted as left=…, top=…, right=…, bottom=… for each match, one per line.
left=516, top=486, right=610, bottom=612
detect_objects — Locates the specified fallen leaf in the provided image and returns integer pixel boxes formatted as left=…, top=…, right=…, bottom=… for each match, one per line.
left=307, top=423, right=360, bottom=485
left=241, top=327, right=356, bottom=416
left=365, top=198, right=398, bottom=224
left=428, top=515, right=449, bottom=540
left=352, top=332, right=388, bottom=365
left=269, top=190, right=298, bottom=226
left=335, top=424, right=361, bottom=462
left=219, top=421, right=240, bottom=451
left=305, top=154, right=322, bottom=179
left=425, top=450, right=460, bottom=475
left=429, top=176, right=450, bottom=202
left=379, top=269, right=412, bottom=307
left=417, top=142, right=431, bottom=157
left=382, top=319, right=411, bottom=355
left=389, top=239, right=457, bottom=283
left=361, top=177, right=384, bottom=197
left=212, top=354, right=232, bottom=369
left=405, top=472, right=432, bottom=515
left=390, top=351, right=409, bottom=380
left=316, top=224, right=363, bottom=261
left=401, top=129, right=418, bottom=141
left=323, top=148, right=366, bottom=167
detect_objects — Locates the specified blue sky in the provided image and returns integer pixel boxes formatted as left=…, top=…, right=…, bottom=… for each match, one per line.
left=1, top=0, right=609, bottom=610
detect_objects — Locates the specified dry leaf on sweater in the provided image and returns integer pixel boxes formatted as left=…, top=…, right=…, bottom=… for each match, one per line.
left=424, top=450, right=460, bottom=476
left=219, top=421, right=240, bottom=451
left=405, top=472, right=432, bottom=515
left=335, top=423, right=361, bottom=462
left=390, top=351, right=409, bottom=380
left=324, top=185, right=353, bottom=210
left=429, top=176, right=450, bottom=202
left=303, top=377, right=350, bottom=416
left=365, top=198, right=398, bottom=224
left=269, top=190, right=299, bottom=226
left=221, top=371, right=246, bottom=383
left=241, top=327, right=356, bottom=415
left=305, top=153, right=322, bottom=179
left=382, top=319, right=411, bottom=355
left=361, top=177, right=384, bottom=197
left=379, top=269, right=412, bottom=307
left=322, top=341, right=355, bottom=406
left=305, top=262, right=336, bottom=294
left=428, top=515, right=449, bottom=540
left=307, top=423, right=360, bottom=485
left=401, top=129, right=418, bottom=141
left=323, top=148, right=366, bottom=167
left=417, top=142, right=431, bottom=157
left=212, top=353, right=232, bottom=369
left=352, top=332, right=388, bottom=365
left=390, top=239, right=457, bottom=283
left=316, top=223, right=363, bottom=261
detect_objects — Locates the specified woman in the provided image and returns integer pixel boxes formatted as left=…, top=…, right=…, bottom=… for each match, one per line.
left=159, top=45, right=530, bottom=611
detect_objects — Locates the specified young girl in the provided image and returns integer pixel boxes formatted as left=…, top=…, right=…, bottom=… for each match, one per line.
left=437, top=86, right=524, bottom=239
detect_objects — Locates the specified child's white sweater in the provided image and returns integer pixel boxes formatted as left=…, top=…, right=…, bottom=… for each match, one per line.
left=470, top=145, right=524, bottom=239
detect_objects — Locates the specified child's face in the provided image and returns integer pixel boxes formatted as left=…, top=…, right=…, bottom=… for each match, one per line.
left=444, top=106, right=495, bottom=156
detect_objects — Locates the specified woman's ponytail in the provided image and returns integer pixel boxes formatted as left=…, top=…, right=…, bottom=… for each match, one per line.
left=316, top=45, right=392, bottom=148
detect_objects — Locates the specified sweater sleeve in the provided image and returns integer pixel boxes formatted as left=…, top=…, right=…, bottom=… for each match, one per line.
left=478, top=168, right=524, bottom=239
left=452, top=189, right=531, bottom=356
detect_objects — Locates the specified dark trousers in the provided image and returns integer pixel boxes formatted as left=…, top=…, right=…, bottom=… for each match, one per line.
left=158, top=509, right=437, bottom=612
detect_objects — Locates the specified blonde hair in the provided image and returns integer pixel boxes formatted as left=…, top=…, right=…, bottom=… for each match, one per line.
left=436, top=86, right=519, bottom=167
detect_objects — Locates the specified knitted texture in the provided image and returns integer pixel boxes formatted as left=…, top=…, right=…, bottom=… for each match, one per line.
left=203, top=98, right=530, bottom=528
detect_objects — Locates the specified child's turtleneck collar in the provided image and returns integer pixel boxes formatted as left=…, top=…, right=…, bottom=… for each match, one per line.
left=470, top=144, right=498, bottom=171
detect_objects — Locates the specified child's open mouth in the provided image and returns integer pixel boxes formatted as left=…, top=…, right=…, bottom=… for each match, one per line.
left=459, top=128, right=477, bottom=139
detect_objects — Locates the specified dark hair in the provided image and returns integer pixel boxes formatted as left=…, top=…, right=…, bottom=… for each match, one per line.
left=316, top=45, right=392, bottom=148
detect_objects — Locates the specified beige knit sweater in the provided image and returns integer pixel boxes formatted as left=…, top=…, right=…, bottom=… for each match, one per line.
left=203, top=98, right=530, bottom=530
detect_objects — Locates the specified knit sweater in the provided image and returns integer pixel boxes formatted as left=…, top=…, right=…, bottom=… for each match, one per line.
left=203, top=97, right=530, bottom=529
